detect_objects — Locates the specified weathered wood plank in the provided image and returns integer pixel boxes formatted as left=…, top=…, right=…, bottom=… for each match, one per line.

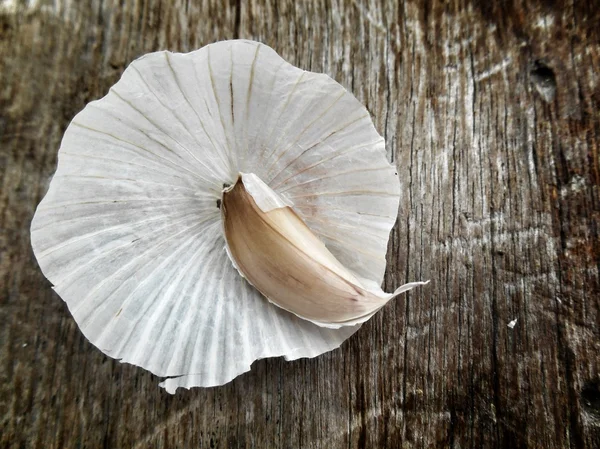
left=1, top=0, right=598, bottom=448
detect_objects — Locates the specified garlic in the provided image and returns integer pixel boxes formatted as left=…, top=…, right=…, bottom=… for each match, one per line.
left=30, top=40, right=427, bottom=392
left=223, top=173, right=427, bottom=328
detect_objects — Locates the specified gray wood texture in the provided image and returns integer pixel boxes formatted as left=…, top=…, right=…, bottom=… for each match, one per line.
left=1, top=0, right=599, bottom=447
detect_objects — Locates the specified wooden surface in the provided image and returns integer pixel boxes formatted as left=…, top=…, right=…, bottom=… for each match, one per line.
left=1, top=0, right=599, bottom=447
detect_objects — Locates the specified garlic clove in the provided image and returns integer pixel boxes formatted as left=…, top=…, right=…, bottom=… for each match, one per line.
left=222, top=173, right=428, bottom=328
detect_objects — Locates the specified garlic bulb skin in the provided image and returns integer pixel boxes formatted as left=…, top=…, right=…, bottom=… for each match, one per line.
left=30, top=40, right=425, bottom=392
left=223, top=173, right=427, bottom=328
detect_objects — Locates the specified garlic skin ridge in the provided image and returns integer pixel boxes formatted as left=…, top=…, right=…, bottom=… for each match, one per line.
left=222, top=173, right=428, bottom=329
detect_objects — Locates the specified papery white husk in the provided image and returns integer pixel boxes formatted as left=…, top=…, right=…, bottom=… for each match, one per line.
left=31, top=39, right=420, bottom=393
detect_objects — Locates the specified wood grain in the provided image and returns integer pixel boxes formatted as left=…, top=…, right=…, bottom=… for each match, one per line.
left=1, top=0, right=599, bottom=447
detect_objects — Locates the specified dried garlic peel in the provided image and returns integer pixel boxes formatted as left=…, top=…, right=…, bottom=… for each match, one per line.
left=30, top=39, right=427, bottom=392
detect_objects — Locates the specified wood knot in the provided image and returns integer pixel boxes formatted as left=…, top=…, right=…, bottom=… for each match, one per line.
left=530, top=60, right=556, bottom=103
left=581, top=380, right=600, bottom=422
